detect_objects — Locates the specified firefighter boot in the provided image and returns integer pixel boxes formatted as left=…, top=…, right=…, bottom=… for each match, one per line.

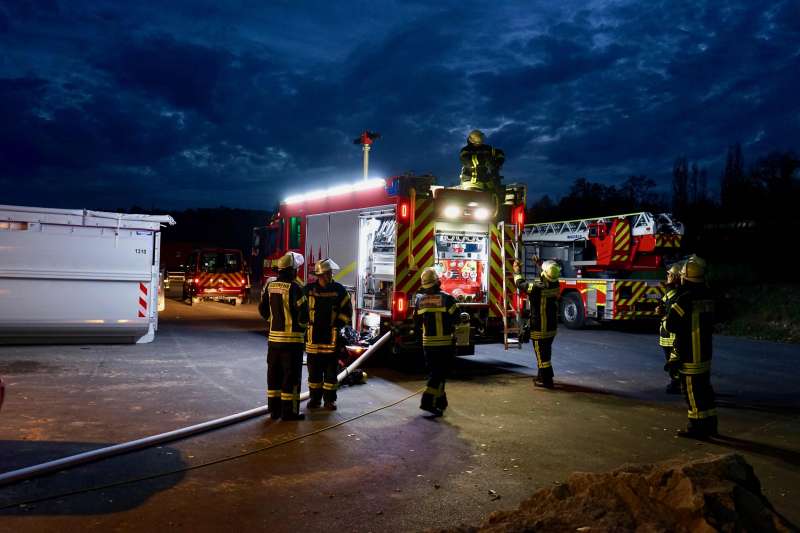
left=435, top=391, right=448, bottom=412
left=268, top=394, right=282, bottom=420
left=533, top=370, right=554, bottom=389
left=307, top=389, right=322, bottom=409
left=420, top=392, right=443, bottom=417
left=281, top=399, right=305, bottom=421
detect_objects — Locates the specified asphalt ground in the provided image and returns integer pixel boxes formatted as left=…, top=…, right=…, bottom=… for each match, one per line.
left=0, top=299, right=798, bottom=532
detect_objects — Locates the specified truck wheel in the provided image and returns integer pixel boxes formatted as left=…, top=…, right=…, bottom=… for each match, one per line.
left=233, top=298, right=242, bottom=307
left=560, top=292, right=585, bottom=329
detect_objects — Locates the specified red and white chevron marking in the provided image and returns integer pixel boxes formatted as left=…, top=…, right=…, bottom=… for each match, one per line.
left=138, top=282, right=148, bottom=318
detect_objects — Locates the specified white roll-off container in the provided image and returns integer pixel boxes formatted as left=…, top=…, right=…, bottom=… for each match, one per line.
left=0, top=205, right=175, bottom=344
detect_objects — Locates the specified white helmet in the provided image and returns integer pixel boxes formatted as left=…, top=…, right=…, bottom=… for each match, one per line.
left=314, top=258, right=340, bottom=275
left=277, top=251, right=304, bottom=270
left=540, top=260, right=561, bottom=282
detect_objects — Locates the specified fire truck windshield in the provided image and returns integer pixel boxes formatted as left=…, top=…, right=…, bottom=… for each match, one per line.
left=200, top=252, right=243, bottom=274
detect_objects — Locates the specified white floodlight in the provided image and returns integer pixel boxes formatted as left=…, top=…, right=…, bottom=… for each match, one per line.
left=283, top=177, right=385, bottom=204
left=443, top=205, right=461, bottom=219
left=474, top=207, right=491, bottom=220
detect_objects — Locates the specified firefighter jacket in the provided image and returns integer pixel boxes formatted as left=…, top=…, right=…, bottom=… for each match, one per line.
left=459, top=143, right=505, bottom=191
left=658, top=282, right=680, bottom=347
left=304, top=280, right=353, bottom=354
left=413, top=288, right=459, bottom=347
left=259, top=273, right=308, bottom=344
left=515, top=274, right=560, bottom=339
left=665, top=282, right=714, bottom=375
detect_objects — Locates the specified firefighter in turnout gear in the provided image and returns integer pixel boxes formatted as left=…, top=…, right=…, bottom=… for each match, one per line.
left=514, top=258, right=561, bottom=388
left=459, top=130, right=505, bottom=212
left=665, top=256, right=718, bottom=439
left=258, top=252, right=308, bottom=421
left=305, top=259, right=353, bottom=411
left=658, top=262, right=683, bottom=394
left=413, top=267, right=459, bottom=417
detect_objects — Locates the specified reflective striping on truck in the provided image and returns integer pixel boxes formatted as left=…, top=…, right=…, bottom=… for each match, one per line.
left=488, top=224, right=516, bottom=318
left=396, top=198, right=435, bottom=296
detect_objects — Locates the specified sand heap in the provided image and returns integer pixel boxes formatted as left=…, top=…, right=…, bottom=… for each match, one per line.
left=442, top=454, right=795, bottom=533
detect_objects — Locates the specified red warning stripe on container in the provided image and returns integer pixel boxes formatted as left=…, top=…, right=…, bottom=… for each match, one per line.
left=138, top=282, right=148, bottom=318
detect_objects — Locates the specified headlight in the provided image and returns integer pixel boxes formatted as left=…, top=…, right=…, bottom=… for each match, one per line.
left=474, top=207, right=490, bottom=220
left=444, top=205, right=461, bottom=219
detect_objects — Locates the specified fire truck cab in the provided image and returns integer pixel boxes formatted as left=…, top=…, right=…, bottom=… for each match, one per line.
left=252, top=175, right=527, bottom=355
left=182, top=248, right=249, bottom=306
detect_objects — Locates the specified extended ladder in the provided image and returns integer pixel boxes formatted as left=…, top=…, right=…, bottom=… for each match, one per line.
left=520, top=212, right=684, bottom=243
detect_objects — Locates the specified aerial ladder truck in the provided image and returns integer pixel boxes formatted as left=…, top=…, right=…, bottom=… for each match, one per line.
left=520, top=212, right=684, bottom=328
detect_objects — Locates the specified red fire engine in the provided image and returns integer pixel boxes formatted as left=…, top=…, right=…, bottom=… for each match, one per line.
left=520, top=212, right=684, bottom=328
left=251, top=175, right=527, bottom=354
left=182, top=248, right=249, bottom=306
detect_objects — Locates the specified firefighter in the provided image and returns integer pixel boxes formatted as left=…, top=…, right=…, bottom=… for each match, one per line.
left=258, top=252, right=308, bottom=421
left=305, top=258, right=353, bottom=411
left=658, top=262, right=683, bottom=394
left=413, top=267, right=459, bottom=417
left=665, top=256, right=718, bottom=439
left=459, top=130, right=505, bottom=209
left=513, top=259, right=561, bottom=388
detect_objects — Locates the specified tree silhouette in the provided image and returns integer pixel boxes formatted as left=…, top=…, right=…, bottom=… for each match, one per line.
left=720, top=143, right=745, bottom=215
left=672, top=156, right=689, bottom=218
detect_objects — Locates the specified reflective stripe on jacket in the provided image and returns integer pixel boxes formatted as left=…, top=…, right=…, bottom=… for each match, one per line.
left=659, top=286, right=679, bottom=347
left=515, top=274, right=560, bottom=339
left=259, top=277, right=308, bottom=343
left=413, top=289, right=459, bottom=347
left=665, top=283, right=714, bottom=374
left=305, top=280, right=353, bottom=354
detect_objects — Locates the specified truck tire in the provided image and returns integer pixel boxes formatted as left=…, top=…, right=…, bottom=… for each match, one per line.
left=560, top=292, right=585, bottom=329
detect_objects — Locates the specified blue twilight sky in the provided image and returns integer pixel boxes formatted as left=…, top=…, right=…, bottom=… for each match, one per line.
left=1, top=0, right=798, bottom=211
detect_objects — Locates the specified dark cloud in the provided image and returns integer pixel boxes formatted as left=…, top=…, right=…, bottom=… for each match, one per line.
left=0, top=0, right=797, bottom=209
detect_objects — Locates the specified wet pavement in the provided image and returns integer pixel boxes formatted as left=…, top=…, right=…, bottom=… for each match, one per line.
left=0, top=299, right=798, bottom=532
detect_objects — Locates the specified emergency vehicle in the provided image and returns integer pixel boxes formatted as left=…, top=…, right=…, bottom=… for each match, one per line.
left=520, top=211, right=684, bottom=329
left=182, top=248, right=249, bottom=306
left=251, top=175, right=528, bottom=354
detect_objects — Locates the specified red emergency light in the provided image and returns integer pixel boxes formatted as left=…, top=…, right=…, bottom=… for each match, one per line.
left=399, top=200, right=410, bottom=222
left=392, top=291, right=407, bottom=321
left=513, top=206, right=526, bottom=227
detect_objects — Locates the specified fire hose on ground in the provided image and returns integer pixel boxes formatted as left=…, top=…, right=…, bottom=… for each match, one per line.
left=0, top=331, right=393, bottom=487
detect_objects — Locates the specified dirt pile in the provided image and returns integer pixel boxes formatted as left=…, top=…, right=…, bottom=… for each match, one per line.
left=441, top=454, right=796, bottom=533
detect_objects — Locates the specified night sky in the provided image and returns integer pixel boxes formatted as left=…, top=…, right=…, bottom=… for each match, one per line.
left=1, top=1, right=798, bottom=211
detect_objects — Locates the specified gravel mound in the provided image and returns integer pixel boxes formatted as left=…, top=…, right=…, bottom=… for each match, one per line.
left=439, top=454, right=796, bottom=533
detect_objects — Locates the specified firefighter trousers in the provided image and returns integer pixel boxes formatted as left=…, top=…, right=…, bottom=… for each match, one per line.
left=532, top=337, right=555, bottom=382
left=681, top=371, right=718, bottom=435
left=420, top=345, right=455, bottom=411
left=662, top=347, right=680, bottom=384
left=267, top=341, right=304, bottom=420
left=308, top=352, right=338, bottom=404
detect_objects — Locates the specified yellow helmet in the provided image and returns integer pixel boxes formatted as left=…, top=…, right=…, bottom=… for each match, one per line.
left=277, top=252, right=304, bottom=270
left=467, top=129, right=485, bottom=145
left=681, top=257, right=706, bottom=283
left=421, top=267, right=440, bottom=289
left=314, top=258, right=340, bottom=275
left=541, top=260, right=561, bottom=282
left=687, top=254, right=707, bottom=270
left=667, top=262, right=683, bottom=276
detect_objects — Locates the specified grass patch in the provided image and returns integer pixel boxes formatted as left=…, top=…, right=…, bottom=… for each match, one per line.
left=714, top=283, right=800, bottom=343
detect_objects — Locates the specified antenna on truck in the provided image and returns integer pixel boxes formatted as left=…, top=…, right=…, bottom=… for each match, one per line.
left=353, top=130, right=381, bottom=181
